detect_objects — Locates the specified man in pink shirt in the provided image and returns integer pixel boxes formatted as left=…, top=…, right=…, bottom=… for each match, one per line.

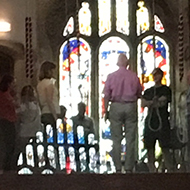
left=103, top=54, right=142, bottom=173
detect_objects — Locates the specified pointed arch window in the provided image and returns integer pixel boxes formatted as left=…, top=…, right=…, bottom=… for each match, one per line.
left=137, top=36, right=170, bottom=159
left=98, top=0, right=111, bottom=37
left=116, top=0, right=129, bottom=35
left=79, top=2, right=92, bottom=36
left=59, top=37, right=91, bottom=118
left=63, top=17, right=74, bottom=36
left=98, top=37, right=130, bottom=163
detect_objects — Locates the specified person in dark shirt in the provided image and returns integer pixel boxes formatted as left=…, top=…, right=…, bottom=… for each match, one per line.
left=71, top=102, right=95, bottom=143
left=142, top=67, right=173, bottom=172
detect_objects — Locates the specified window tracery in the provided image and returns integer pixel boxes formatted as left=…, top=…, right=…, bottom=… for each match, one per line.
left=16, top=0, right=170, bottom=175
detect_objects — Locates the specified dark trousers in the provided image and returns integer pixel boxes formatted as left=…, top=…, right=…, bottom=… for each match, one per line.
left=41, top=113, right=57, bottom=143
left=0, top=119, right=16, bottom=171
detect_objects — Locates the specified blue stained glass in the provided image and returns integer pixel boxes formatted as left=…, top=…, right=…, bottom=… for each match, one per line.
left=78, top=136, right=85, bottom=144
left=155, top=41, right=166, bottom=59
left=117, top=50, right=126, bottom=54
left=77, top=126, right=85, bottom=144
left=67, top=131, right=74, bottom=144
left=145, top=39, right=166, bottom=59
left=62, top=40, right=84, bottom=61
left=102, top=126, right=111, bottom=139
left=58, top=132, right=64, bottom=144
left=140, top=58, right=147, bottom=74
left=47, top=137, right=54, bottom=143
left=101, top=51, right=111, bottom=59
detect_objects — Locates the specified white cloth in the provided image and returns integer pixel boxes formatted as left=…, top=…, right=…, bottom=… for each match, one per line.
left=17, top=101, right=41, bottom=137
left=37, top=78, right=60, bottom=115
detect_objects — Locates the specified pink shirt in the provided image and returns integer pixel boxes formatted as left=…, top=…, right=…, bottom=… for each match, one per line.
left=104, top=67, right=142, bottom=102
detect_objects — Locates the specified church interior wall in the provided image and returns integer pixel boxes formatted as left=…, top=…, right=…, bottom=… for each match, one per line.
left=0, top=0, right=189, bottom=125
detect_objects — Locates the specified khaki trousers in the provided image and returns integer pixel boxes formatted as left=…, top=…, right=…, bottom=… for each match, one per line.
left=109, top=102, right=137, bottom=171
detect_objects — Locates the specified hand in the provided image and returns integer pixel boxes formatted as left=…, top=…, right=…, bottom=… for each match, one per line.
left=152, top=96, right=159, bottom=108
left=158, top=96, right=167, bottom=102
left=158, top=96, right=167, bottom=107
left=104, top=111, right=109, bottom=122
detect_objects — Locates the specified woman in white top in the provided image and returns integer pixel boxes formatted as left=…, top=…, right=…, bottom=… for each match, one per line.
left=37, top=61, right=60, bottom=143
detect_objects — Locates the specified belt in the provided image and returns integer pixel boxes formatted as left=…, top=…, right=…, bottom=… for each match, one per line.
left=111, top=101, right=136, bottom=103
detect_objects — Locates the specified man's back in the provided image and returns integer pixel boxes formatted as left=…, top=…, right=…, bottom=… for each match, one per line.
left=104, top=67, right=142, bottom=103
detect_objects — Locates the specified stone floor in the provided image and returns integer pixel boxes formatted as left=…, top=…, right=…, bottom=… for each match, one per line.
left=0, top=173, right=190, bottom=190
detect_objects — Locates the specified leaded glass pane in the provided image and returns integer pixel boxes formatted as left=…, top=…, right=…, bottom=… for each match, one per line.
left=79, top=2, right=91, bottom=36
left=48, top=145, right=56, bottom=168
left=26, top=144, right=34, bottom=167
left=154, top=15, right=165, bottom=33
left=63, top=17, right=74, bottom=36
left=98, top=0, right=111, bottom=37
left=116, top=0, right=129, bottom=35
left=37, top=145, right=45, bottom=167
left=136, top=1, right=149, bottom=36
left=59, top=146, right=66, bottom=170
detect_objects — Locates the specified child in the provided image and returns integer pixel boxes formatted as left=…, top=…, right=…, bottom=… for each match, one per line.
left=14, top=85, right=41, bottom=168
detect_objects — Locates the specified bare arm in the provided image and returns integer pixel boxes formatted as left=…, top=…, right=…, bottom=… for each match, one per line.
left=141, top=98, right=153, bottom=108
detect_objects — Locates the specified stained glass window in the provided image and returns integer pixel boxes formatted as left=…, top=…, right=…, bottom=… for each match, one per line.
left=98, top=36, right=130, bottom=173
left=136, top=0, right=150, bottom=36
left=63, top=17, right=74, bottom=36
left=79, top=2, right=91, bottom=36
left=98, top=0, right=111, bottom=37
left=16, top=0, right=170, bottom=175
left=59, top=37, right=91, bottom=118
left=137, top=36, right=170, bottom=160
left=116, top=0, right=129, bottom=35
left=15, top=1, right=170, bottom=175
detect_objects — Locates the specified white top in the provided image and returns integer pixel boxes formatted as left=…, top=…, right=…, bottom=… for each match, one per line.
left=17, top=101, right=41, bottom=137
left=37, top=78, right=60, bottom=115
